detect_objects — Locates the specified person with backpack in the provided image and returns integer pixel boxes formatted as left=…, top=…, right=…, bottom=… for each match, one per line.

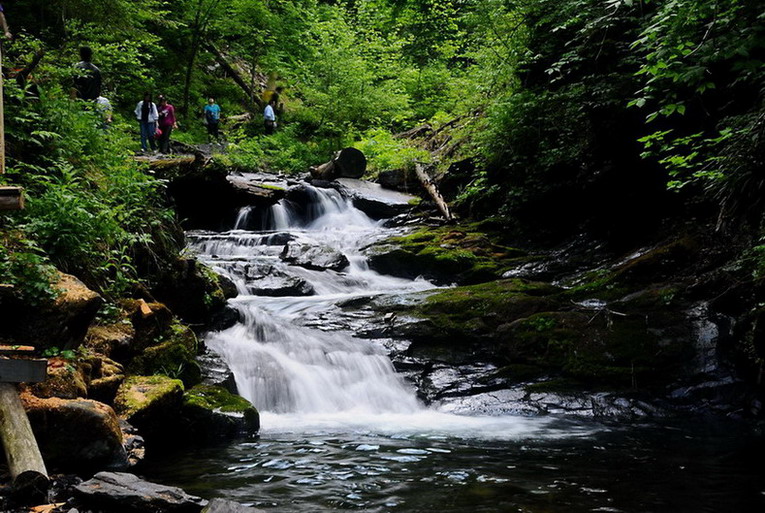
left=157, top=95, right=177, bottom=154
left=73, top=47, right=102, bottom=101
left=134, top=93, right=159, bottom=153
left=203, top=97, right=221, bottom=144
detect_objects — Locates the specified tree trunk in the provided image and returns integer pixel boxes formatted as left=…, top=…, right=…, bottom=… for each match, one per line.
left=415, top=163, right=453, bottom=221
left=204, top=43, right=262, bottom=110
left=0, top=383, right=49, bottom=500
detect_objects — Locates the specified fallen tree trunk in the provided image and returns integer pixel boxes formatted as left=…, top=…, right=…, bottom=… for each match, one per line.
left=204, top=43, right=262, bottom=110
left=0, top=383, right=49, bottom=500
left=415, top=163, right=453, bottom=221
left=310, top=148, right=367, bottom=181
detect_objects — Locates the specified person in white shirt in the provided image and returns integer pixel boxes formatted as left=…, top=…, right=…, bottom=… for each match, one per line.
left=263, top=98, right=277, bottom=135
left=135, top=93, right=159, bottom=152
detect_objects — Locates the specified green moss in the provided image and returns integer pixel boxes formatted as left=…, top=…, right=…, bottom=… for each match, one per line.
left=184, top=385, right=260, bottom=433
left=129, top=339, right=202, bottom=387
left=114, top=375, right=184, bottom=419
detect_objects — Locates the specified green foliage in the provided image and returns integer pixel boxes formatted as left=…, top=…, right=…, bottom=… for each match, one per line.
left=354, top=129, right=431, bottom=176
left=0, top=231, right=59, bottom=305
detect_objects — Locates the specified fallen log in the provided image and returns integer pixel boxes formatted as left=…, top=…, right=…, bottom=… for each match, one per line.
left=205, top=43, right=262, bottom=109
left=310, top=148, right=366, bottom=180
left=0, top=382, right=49, bottom=500
left=415, top=163, right=453, bottom=221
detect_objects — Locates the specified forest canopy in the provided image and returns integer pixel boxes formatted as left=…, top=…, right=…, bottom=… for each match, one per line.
left=1, top=0, right=764, bottom=299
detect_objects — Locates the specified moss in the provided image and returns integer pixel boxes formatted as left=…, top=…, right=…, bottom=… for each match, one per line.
left=184, top=384, right=253, bottom=413
left=129, top=339, right=201, bottom=387
left=114, top=375, right=184, bottom=419
left=369, top=224, right=528, bottom=284
left=523, top=378, right=584, bottom=393
left=183, top=385, right=260, bottom=436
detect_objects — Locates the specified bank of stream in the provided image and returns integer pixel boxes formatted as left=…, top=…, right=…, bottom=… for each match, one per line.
left=142, top=185, right=764, bottom=512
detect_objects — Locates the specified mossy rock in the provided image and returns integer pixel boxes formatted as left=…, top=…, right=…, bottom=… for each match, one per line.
left=180, top=385, right=260, bottom=442
left=129, top=339, right=201, bottom=387
left=366, top=224, right=529, bottom=285
left=29, top=358, right=88, bottom=400
left=85, top=322, right=135, bottom=360
left=114, top=375, right=185, bottom=420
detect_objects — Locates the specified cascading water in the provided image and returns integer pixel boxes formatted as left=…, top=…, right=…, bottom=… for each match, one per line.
left=189, top=186, right=562, bottom=436
left=150, top=185, right=765, bottom=513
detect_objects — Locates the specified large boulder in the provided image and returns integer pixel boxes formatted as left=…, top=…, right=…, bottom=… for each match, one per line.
left=334, top=178, right=417, bottom=219
left=280, top=241, right=349, bottom=271
left=128, top=323, right=202, bottom=387
left=85, top=322, right=136, bottom=360
left=74, top=472, right=206, bottom=513
left=0, top=272, right=103, bottom=349
left=22, top=393, right=128, bottom=472
left=28, top=358, right=88, bottom=399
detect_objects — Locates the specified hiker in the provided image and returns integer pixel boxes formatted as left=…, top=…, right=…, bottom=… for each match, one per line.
left=157, top=95, right=177, bottom=154
left=95, top=96, right=113, bottom=129
left=0, top=4, right=12, bottom=39
left=203, top=97, right=221, bottom=144
left=134, top=93, right=158, bottom=153
left=73, top=47, right=102, bottom=101
left=263, top=98, right=277, bottom=135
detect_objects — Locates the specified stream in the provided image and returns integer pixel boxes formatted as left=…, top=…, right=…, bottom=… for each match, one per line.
left=146, top=186, right=765, bottom=512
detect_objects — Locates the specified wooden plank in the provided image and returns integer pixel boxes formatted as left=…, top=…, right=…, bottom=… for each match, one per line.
left=0, top=359, right=48, bottom=383
left=0, top=383, right=50, bottom=500
left=137, top=298, right=153, bottom=317
left=0, top=186, right=24, bottom=211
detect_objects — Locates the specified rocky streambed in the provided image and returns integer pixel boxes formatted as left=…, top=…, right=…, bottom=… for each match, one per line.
left=2, top=167, right=764, bottom=512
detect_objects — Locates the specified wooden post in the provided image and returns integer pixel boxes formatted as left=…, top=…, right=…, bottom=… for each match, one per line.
left=0, top=186, right=24, bottom=210
left=0, top=383, right=49, bottom=499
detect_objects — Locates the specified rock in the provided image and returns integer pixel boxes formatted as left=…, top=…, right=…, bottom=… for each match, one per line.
left=335, top=178, right=417, bottom=219
left=203, top=498, right=265, bottom=513
left=377, top=168, right=421, bottom=193
left=152, top=259, right=235, bottom=325
left=22, top=394, right=128, bottom=472
left=29, top=358, right=88, bottom=399
left=85, top=323, right=135, bottom=360
left=246, top=275, right=314, bottom=297
left=280, top=241, right=349, bottom=271
left=0, top=272, right=103, bottom=349
left=365, top=225, right=528, bottom=285
left=74, top=472, right=206, bottom=513
left=114, top=376, right=185, bottom=446
left=124, top=300, right=174, bottom=351
left=227, top=173, right=287, bottom=203
left=87, top=356, right=126, bottom=404
left=309, top=147, right=367, bottom=180
left=128, top=325, right=202, bottom=387
left=180, top=385, right=260, bottom=442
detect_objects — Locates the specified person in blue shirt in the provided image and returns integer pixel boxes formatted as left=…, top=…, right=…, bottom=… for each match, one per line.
left=203, top=97, right=222, bottom=144
left=263, top=98, right=277, bottom=135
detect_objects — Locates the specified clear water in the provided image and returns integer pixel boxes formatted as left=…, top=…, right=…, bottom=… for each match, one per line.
left=154, top=186, right=765, bottom=512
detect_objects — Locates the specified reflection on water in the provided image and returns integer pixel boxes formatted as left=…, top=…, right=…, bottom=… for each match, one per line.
left=146, top=419, right=764, bottom=513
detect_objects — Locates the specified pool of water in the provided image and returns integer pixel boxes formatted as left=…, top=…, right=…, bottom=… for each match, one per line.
left=145, top=417, right=764, bottom=513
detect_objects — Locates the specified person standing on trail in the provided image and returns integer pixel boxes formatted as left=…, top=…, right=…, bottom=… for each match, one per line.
left=263, top=97, right=277, bottom=135
left=0, top=4, right=13, bottom=39
left=135, top=92, right=158, bottom=153
left=73, top=47, right=102, bottom=101
left=203, top=97, right=221, bottom=144
left=157, top=95, right=177, bottom=154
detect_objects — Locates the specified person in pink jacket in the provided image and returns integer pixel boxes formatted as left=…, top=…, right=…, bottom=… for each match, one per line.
left=157, top=95, right=178, bottom=154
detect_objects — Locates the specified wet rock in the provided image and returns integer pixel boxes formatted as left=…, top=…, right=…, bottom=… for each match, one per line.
left=280, top=241, right=349, bottom=271
left=335, top=178, right=416, bottom=219
left=74, top=472, right=206, bottom=513
left=247, top=275, right=314, bottom=297
left=87, top=356, right=126, bottom=404
left=203, top=499, right=265, bottom=513
left=22, top=393, right=128, bottom=472
left=180, top=385, right=260, bottom=442
left=128, top=323, right=201, bottom=387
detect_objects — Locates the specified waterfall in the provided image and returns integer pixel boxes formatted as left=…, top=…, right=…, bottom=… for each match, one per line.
left=191, top=186, right=432, bottom=417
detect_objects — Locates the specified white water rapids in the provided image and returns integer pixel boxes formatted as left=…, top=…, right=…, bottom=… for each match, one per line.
left=188, top=186, right=593, bottom=440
